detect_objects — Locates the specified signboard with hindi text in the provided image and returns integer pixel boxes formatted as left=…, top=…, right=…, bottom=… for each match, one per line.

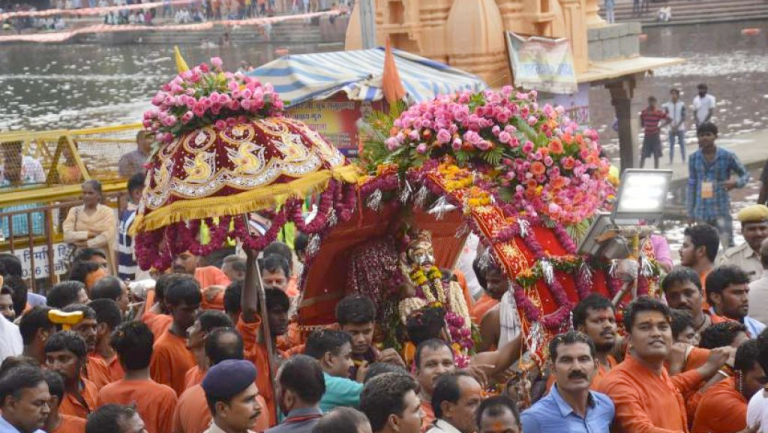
left=13, top=243, right=68, bottom=280
left=505, top=32, right=578, bottom=94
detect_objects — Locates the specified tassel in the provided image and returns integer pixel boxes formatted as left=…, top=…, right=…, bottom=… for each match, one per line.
left=414, top=186, right=429, bottom=208
left=579, top=261, right=593, bottom=284
left=430, top=196, right=449, bottom=220
left=455, top=220, right=470, bottom=238
left=327, top=209, right=338, bottom=228
left=366, top=189, right=383, bottom=211
left=307, top=234, right=321, bottom=258
left=526, top=322, right=544, bottom=357
left=640, top=255, right=654, bottom=278
left=517, top=218, right=530, bottom=238
left=540, top=259, right=554, bottom=285
left=399, top=181, right=413, bottom=204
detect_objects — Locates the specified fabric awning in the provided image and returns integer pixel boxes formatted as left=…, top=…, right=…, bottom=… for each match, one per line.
left=249, top=48, right=487, bottom=107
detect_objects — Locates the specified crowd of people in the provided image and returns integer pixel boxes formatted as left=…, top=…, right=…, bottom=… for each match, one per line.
left=0, top=125, right=766, bottom=433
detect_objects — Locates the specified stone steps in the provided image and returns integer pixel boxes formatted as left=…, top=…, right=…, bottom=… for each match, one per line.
left=606, top=0, right=768, bottom=26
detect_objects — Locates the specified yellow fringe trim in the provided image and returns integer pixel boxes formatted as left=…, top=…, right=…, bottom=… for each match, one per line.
left=132, top=164, right=360, bottom=234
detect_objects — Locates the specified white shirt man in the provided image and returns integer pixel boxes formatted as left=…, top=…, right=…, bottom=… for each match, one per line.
left=693, top=87, right=716, bottom=126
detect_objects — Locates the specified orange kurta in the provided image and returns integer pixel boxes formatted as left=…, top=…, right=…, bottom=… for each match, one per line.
left=691, top=377, right=747, bottom=433
left=184, top=365, right=206, bottom=390
left=94, top=353, right=125, bottom=382
left=51, top=414, right=86, bottom=433
left=237, top=318, right=277, bottom=427
left=471, top=294, right=499, bottom=325
left=663, top=346, right=710, bottom=422
left=85, top=356, right=114, bottom=388
left=97, top=379, right=178, bottom=433
left=150, top=330, right=196, bottom=396
left=598, top=354, right=704, bottom=433
left=196, top=266, right=231, bottom=311
left=420, top=400, right=435, bottom=433
left=59, top=378, right=98, bottom=419
left=173, top=384, right=270, bottom=433
left=143, top=311, right=174, bottom=341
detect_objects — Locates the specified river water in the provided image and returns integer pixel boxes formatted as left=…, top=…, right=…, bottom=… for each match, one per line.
left=1, top=20, right=766, bottom=254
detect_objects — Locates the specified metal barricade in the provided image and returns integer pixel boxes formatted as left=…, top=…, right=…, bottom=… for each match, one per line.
left=0, top=192, right=127, bottom=292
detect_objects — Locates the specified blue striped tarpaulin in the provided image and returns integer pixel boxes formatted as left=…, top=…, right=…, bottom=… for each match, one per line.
left=248, top=48, right=487, bottom=107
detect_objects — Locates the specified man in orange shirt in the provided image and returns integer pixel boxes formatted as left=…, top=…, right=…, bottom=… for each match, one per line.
left=45, top=331, right=98, bottom=419
left=43, top=370, right=86, bottom=433
left=263, top=242, right=300, bottom=298
left=544, top=294, right=618, bottom=392
left=172, top=251, right=230, bottom=311
left=173, top=328, right=270, bottom=433
left=261, top=254, right=298, bottom=298
left=598, top=297, right=730, bottom=433
left=20, top=306, right=56, bottom=365
left=141, top=274, right=177, bottom=340
left=150, top=276, right=201, bottom=395
left=470, top=258, right=504, bottom=326
left=572, top=294, right=618, bottom=390
left=61, top=304, right=113, bottom=388
left=693, top=340, right=764, bottom=433
left=98, top=321, right=177, bottom=433
left=185, top=310, right=233, bottom=389
left=88, top=299, right=125, bottom=381
left=663, top=267, right=729, bottom=339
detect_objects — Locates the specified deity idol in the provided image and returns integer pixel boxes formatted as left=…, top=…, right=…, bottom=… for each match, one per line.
left=344, top=224, right=473, bottom=355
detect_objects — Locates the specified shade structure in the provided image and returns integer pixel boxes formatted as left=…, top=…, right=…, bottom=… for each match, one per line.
left=248, top=48, right=487, bottom=107
left=133, top=116, right=360, bottom=271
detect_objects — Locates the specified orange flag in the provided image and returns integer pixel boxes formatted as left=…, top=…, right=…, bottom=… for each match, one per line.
left=382, top=37, right=406, bottom=104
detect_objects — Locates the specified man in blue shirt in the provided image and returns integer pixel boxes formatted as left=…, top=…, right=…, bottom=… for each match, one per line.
left=0, top=365, right=50, bottom=433
left=305, top=330, right=364, bottom=413
left=521, top=331, right=614, bottom=433
left=687, top=122, right=750, bottom=249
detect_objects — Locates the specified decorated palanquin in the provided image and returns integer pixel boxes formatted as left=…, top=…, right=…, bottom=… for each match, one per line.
left=131, top=57, right=360, bottom=270
left=297, top=86, right=665, bottom=367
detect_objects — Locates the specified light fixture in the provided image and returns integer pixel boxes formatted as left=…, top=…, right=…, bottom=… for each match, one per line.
left=611, top=169, right=673, bottom=225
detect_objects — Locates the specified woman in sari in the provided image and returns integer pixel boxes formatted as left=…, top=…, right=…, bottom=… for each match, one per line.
left=63, top=180, right=117, bottom=275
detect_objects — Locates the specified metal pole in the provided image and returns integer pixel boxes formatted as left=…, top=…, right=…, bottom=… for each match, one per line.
left=359, top=0, right=376, bottom=49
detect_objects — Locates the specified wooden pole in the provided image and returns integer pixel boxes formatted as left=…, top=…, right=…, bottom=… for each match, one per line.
left=242, top=215, right=278, bottom=422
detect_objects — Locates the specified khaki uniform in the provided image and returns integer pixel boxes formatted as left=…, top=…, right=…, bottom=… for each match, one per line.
left=716, top=242, right=762, bottom=282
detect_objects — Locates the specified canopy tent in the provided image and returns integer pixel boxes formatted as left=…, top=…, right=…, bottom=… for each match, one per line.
left=249, top=48, right=487, bottom=107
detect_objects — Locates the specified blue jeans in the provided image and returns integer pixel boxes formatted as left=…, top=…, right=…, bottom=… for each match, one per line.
left=669, top=130, right=685, bottom=163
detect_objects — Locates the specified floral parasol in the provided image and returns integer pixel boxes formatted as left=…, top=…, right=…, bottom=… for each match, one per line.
left=132, top=57, right=360, bottom=270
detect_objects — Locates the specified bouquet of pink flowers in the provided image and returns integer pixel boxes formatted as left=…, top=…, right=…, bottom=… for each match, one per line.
left=143, top=57, right=285, bottom=145
left=381, top=86, right=613, bottom=225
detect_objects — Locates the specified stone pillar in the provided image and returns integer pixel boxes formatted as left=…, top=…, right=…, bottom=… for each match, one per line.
left=558, top=0, right=588, bottom=73
left=607, top=78, right=638, bottom=172
left=584, top=0, right=606, bottom=27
